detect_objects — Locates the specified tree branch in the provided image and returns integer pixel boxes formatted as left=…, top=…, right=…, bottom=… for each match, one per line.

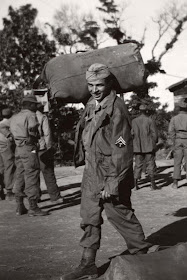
left=158, top=15, right=187, bottom=61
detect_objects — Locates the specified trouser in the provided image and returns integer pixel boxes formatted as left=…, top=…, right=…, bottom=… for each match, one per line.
left=38, top=149, right=60, bottom=200
left=134, top=153, right=156, bottom=180
left=0, top=153, right=5, bottom=189
left=0, top=143, right=16, bottom=192
left=13, top=145, right=40, bottom=200
left=173, top=139, right=187, bottom=180
left=80, top=180, right=150, bottom=254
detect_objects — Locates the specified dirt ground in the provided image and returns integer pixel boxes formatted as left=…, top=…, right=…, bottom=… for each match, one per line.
left=1, top=159, right=187, bottom=280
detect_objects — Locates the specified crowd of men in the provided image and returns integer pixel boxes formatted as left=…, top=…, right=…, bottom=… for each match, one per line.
left=0, top=63, right=186, bottom=280
left=0, top=95, right=63, bottom=216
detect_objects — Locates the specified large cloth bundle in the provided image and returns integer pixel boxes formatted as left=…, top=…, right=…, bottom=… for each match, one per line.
left=40, top=43, right=147, bottom=103
left=104, top=243, right=187, bottom=280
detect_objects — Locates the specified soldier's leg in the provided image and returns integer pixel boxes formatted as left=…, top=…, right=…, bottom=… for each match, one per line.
left=1, top=144, right=16, bottom=199
left=145, top=153, right=160, bottom=190
left=80, top=191, right=103, bottom=249
left=134, top=154, right=145, bottom=190
left=0, top=153, right=5, bottom=200
left=134, top=154, right=145, bottom=179
left=173, top=146, right=183, bottom=180
left=104, top=179, right=151, bottom=255
left=13, top=151, right=27, bottom=215
left=183, top=145, right=187, bottom=179
left=38, top=150, right=62, bottom=202
left=60, top=189, right=101, bottom=280
left=13, top=150, right=25, bottom=197
left=18, top=145, right=40, bottom=200
left=17, top=145, right=48, bottom=217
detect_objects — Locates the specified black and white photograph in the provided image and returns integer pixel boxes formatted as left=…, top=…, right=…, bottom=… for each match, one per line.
left=0, top=0, right=187, bottom=279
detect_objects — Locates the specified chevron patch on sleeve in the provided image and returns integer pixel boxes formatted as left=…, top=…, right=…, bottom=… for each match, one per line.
left=115, top=136, right=126, bottom=147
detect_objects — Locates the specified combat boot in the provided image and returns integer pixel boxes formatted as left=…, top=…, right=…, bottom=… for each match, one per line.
left=6, top=190, right=15, bottom=201
left=0, top=186, right=5, bottom=200
left=60, top=248, right=98, bottom=280
left=134, top=179, right=140, bottom=191
left=50, top=196, right=64, bottom=204
left=150, top=177, right=160, bottom=190
left=15, top=196, right=28, bottom=215
left=28, top=198, right=48, bottom=217
left=171, top=179, right=179, bottom=189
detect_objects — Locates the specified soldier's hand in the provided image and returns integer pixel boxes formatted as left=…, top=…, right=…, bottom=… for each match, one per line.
left=100, top=190, right=111, bottom=200
left=67, top=139, right=75, bottom=146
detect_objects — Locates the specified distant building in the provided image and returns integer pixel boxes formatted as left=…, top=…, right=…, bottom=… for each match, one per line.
left=168, top=78, right=187, bottom=108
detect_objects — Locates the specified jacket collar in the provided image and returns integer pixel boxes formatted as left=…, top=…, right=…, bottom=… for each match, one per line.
left=87, top=90, right=117, bottom=145
left=86, top=90, right=117, bottom=117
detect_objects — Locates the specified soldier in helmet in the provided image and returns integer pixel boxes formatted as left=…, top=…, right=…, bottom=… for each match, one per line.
left=168, top=100, right=187, bottom=189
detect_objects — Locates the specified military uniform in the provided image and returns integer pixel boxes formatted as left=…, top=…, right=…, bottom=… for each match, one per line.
left=0, top=153, right=5, bottom=199
left=168, top=107, right=187, bottom=183
left=74, top=91, right=150, bottom=254
left=10, top=109, right=40, bottom=200
left=36, top=109, right=62, bottom=202
left=131, top=108, right=159, bottom=190
left=0, top=116, right=15, bottom=199
left=61, top=63, right=151, bottom=280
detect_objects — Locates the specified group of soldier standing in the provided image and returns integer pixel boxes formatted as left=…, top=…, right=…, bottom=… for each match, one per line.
left=0, top=94, right=63, bottom=216
left=132, top=99, right=187, bottom=191
left=0, top=62, right=186, bottom=280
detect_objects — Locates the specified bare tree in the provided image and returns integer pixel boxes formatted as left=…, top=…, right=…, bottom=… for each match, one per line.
left=151, top=1, right=187, bottom=61
left=97, top=0, right=146, bottom=47
left=50, top=3, right=100, bottom=53
left=50, top=0, right=187, bottom=75
left=146, top=1, right=187, bottom=74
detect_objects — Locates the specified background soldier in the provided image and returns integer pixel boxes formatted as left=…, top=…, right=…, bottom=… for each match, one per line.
left=0, top=154, right=5, bottom=200
left=60, top=64, right=151, bottom=280
left=10, top=95, right=48, bottom=216
left=131, top=104, right=160, bottom=190
left=36, top=103, right=63, bottom=203
left=0, top=108, right=15, bottom=201
left=168, top=100, right=187, bottom=189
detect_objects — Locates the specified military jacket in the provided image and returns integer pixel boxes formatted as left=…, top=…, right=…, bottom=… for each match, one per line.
left=131, top=114, right=158, bottom=153
left=168, top=111, right=187, bottom=141
left=0, top=118, right=12, bottom=152
left=10, top=109, right=39, bottom=147
left=74, top=91, right=134, bottom=197
left=36, top=110, right=52, bottom=151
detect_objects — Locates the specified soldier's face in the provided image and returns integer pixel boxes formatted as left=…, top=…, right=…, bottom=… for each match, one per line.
left=88, top=78, right=111, bottom=103
left=30, top=103, right=38, bottom=112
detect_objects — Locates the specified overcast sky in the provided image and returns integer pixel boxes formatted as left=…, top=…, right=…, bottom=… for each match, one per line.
left=1, top=0, right=187, bottom=110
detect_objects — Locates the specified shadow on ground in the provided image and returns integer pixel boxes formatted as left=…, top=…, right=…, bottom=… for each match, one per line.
left=146, top=217, right=187, bottom=246
left=41, top=182, right=81, bottom=195
left=98, top=214, right=187, bottom=278
left=136, top=165, right=174, bottom=190
left=39, top=183, right=81, bottom=212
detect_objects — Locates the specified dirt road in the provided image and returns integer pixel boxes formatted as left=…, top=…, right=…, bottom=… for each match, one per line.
left=1, top=160, right=187, bottom=280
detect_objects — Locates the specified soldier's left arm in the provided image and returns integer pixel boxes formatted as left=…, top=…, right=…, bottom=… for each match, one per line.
left=28, top=114, right=39, bottom=139
left=42, top=115, right=52, bottom=149
left=150, top=119, right=158, bottom=144
left=104, top=106, right=133, bottom=196
left=0, top=119, right=11, bottom=138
